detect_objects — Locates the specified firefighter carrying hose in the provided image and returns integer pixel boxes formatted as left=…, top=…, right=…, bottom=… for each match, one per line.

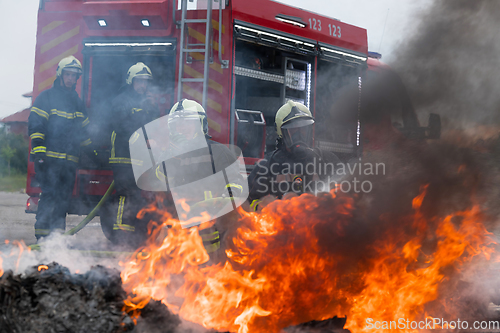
left=107, top=62, right=159, bottom=247
left=28, top=56, right=93, bottom=240
left=141, top=99, right=246, bottom=260
left=247, top=100, right=341, bottom=210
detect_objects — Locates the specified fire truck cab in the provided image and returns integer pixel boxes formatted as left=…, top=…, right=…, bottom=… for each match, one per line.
left=27, top=0, right=441, bottom=233
left=361, top=53, right=441, bottom=151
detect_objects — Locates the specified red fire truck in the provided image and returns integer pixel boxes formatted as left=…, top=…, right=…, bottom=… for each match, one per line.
left=25, top=0, right=439, bottom=234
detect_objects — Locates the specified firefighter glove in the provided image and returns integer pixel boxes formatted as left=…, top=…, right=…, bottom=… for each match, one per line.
left=142, top=94, right=156, bottom=111
left=34, top=152, right=47, bottom=174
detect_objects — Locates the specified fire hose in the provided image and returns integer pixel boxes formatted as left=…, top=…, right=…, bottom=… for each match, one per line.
left=27, top=186, right=231, bottom=257
left=29, top=181, right=115, bottom=251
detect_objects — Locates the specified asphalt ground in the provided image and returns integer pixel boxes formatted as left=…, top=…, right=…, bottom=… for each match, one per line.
left=0, top=191, right=136, bottom=273
left=0, top=191, right=106, bottom=247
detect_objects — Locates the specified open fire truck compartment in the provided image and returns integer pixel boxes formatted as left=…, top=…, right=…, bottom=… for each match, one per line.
left=27, top=0, right=369, bottom=214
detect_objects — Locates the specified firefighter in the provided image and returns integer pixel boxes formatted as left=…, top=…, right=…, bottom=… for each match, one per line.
left=247, top=100, right=341, bottom=209
left=28, top=55, right=93, bottom=240
left=107, top=62, right=159, bottom=246
left=150, top=99, right=245, bottom=259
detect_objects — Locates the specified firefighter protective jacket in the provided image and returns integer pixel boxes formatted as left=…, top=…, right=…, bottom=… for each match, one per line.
left=151, top=139, right=245, bottom=200
left=28, top=77, right=91, bottom=163
left=109, top=87, right=158, bottom=166
left=145, top=138, right=244, bottom=253
left=247, top=147, right=342, bottom=203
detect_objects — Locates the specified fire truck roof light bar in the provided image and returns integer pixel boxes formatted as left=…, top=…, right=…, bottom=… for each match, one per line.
left=275, top=14, right=307, bottom=28
left=235, top=25, right=315, bottom=48
left=322, top=47, right=367, bottom=61
left=319, top=43, right=367, bottom=62
left=84, top=42, right=172, bottom=47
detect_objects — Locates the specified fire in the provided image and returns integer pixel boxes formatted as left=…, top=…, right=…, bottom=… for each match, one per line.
left=346, top=205, right=494, bottom=332
left=121, top=187, right=496, bottom=333
left=38, top=265, right=49, bottom=271
left=0, top=240, right=32, bottom=277
left=9, top=240, right=28, bottom=274
left=0, top=240, right=8, bottom=277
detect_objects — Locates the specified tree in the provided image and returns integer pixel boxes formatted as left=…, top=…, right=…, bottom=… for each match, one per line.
left=0, top=144, right=16, bottom=176
left=0, top=126, right=28, bottom=176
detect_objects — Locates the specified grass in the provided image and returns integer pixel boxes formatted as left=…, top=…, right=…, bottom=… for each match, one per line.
left=0, top=173, right=27, bottom=192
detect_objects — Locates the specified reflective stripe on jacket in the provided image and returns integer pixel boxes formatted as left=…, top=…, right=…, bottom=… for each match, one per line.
left=28, top=77, right=91, bottom=163
left=109, top=87, right=157, bottom=165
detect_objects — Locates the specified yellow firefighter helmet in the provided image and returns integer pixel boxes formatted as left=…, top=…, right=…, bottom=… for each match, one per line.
left=56, top=56, right=82, bottom=77
left=168, top=99, right=209, bottom=136
left=275, top=100, right=314, bottom=138
left=275, top=100, right=315, bottom=148
left=126, top=62, right=153, bottom=85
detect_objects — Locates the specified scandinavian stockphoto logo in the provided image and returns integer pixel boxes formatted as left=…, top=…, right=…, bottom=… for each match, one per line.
left=129, top=114, right=248, bottom=228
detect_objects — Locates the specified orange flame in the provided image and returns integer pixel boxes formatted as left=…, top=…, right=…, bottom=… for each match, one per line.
left=10, top=240, right=27, bottom=274
left=346, top=205, right=494, bottom=332
left=0, top=240, right=8, bottom=277
left=121, top=188, right=496, bottom=333
left=1, top=240, right=29, bottom=276
left=38, top=265, right=49, bottom=271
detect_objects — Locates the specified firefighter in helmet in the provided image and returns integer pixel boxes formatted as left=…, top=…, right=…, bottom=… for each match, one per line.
left=146, top=99, right=245, bottom=259
left=247, top=100, right=341, bottom=209
left=28, top=55, right=93, bottom=240
left=107, top=62, right=159, bottom=246
left=160, top=99, right=244, bottom=198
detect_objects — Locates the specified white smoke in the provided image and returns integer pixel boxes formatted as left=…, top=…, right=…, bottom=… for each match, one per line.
left=0, top=233, right=125, bottom=275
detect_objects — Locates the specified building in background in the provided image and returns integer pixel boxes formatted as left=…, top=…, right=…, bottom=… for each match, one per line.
left=0, top=92, right=32, bottom=140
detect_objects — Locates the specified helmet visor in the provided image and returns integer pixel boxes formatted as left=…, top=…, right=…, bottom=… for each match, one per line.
left=168, top=110, right=202, bottom=122
left=168, top=110, right=203, bottom=137
left=282, top=123, right=313, bottom=149
left=62, top=67, right=82, bottom=74
left=134, top=75, right=152, bottom=80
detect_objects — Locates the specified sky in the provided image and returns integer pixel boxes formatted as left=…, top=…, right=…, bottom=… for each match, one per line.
left=0, top=0, right=432, bottom=120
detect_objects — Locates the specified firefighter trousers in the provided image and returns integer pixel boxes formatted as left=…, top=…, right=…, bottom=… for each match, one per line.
left=34, top=160, right=76, bottom=240
left=110, top=165, right=150, bottom=247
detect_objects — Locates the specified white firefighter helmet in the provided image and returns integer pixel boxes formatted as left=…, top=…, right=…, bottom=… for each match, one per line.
left=126, top=62, right=153, bottom=85
left=168, top=99, right=208, bottom=136
left=275, top=100, right=315, bottom=148
left=56, top=56, right=82, bottom=77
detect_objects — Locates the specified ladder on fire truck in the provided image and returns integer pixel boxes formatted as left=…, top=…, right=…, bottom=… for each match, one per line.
left=177, top=0, right=226, bottom=110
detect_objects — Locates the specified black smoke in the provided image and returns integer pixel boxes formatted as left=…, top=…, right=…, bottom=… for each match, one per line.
left=391, top=0, right=500, bottom=130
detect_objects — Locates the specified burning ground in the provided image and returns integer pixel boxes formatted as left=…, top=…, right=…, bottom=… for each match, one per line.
left=3, top=135, right=500, bottom=333
left=3, top=0, right=500, bottom=331
left=0, top=262, right=181, bottom=333
left=116, top=137, right=500, bottom=333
